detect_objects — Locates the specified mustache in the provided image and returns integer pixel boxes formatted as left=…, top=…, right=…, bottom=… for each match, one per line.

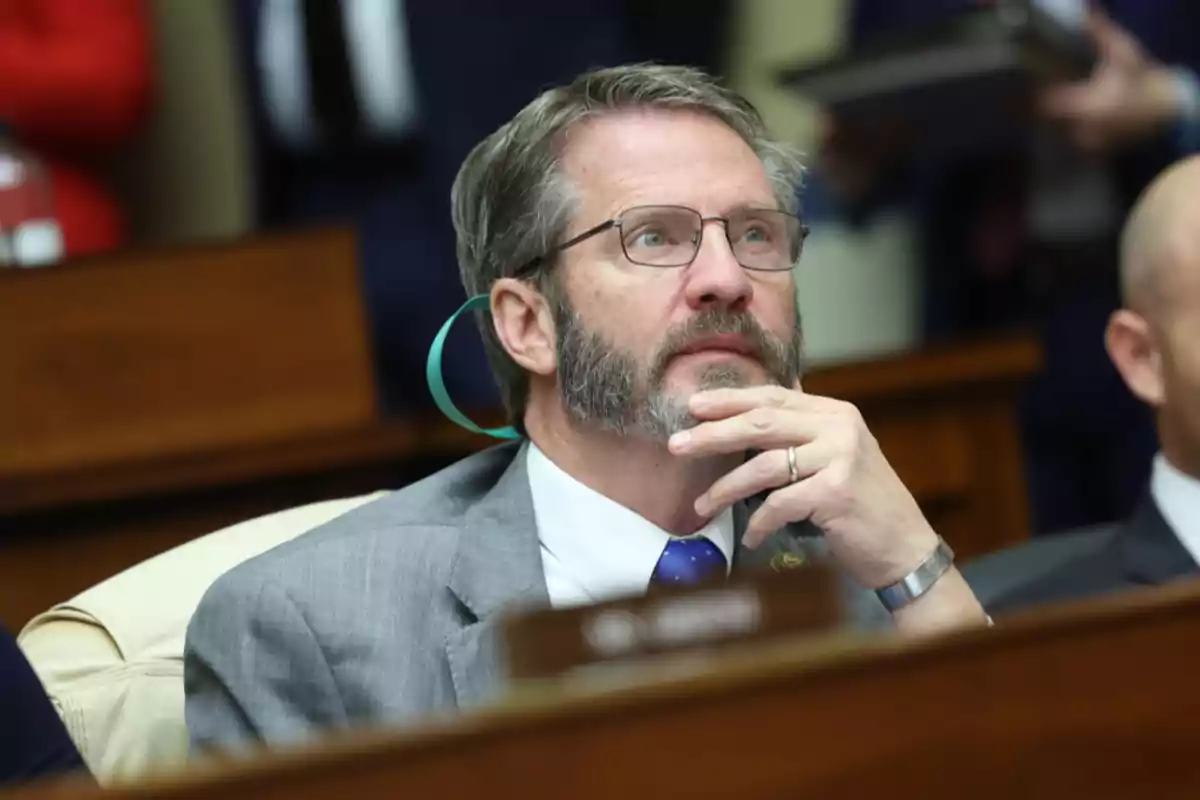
left=649, top=309, right=791, bottom=381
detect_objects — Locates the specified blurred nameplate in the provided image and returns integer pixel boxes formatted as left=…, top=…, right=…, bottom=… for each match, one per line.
left=778, top=0, right=1095, bottom=155
left=502, top=561, right=842, bottom=684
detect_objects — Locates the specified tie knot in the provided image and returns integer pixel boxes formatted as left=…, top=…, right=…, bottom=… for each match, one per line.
left=650, top=537, right=728, bottom=588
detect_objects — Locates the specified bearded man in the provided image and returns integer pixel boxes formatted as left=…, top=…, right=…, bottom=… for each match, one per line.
left=185, top=64, right=989, bottom=753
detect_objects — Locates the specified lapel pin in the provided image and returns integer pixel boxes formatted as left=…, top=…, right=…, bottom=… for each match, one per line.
left=769, top=552, right=807, bottom=572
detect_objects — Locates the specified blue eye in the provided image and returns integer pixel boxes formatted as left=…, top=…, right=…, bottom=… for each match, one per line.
left=633, top=229, right=668, bottom=248
left=741, top=225, right=770, bottom=243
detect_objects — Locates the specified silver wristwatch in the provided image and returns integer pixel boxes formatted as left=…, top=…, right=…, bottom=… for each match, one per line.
left=875, top=537, right=955, bottom=613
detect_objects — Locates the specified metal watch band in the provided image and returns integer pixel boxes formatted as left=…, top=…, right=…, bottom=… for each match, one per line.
left=875, top=537, right=955, bottom=613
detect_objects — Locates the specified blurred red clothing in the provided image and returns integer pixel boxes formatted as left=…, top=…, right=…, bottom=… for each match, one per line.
left=0, top=0, right=151, bottom=257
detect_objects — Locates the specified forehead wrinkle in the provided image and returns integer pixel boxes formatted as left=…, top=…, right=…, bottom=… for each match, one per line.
left=560, top=110, right=775, bottom=223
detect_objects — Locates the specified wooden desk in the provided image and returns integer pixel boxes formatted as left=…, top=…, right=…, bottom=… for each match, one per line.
left=1, top=336, right=1039, bottom=629
left=0, top=227, right=375, bottom=479
left=10, top=577, right=1200, bottom=799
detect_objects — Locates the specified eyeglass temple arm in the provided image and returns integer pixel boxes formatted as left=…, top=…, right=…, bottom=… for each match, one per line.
left=511, top=219, right=617, bottom=279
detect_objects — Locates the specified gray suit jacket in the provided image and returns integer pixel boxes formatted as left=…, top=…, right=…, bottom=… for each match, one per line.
left=184, top=442, right=890, bottom=751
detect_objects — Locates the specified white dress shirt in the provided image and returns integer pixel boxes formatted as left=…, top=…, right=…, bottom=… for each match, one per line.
left=258, top=0, right=418, bottom=149
left=1151, top=453, right=1200, bottom=565
left=526, top=443, right=736, bottom=609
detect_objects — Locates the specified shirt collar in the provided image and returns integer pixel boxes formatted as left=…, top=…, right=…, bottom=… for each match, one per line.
left=526, top=441, right=735, bottom=606
left=1150, top=452, right=1200, bottom=565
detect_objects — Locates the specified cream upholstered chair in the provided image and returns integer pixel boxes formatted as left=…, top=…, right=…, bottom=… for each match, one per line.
left=17, top=491, right=388, bottom=785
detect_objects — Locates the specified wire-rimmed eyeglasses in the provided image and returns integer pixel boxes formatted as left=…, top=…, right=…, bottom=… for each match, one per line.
left=513, top=204, right=808, bottom=278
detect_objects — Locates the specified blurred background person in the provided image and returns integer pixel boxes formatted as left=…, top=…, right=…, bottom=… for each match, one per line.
left=230, top=1, right=627, bottom=414
left=0, top=0, right=151, bottom=259
left=810, top=0, right=1200, bottom=535
left=985, top=155, right=1200, bottom=611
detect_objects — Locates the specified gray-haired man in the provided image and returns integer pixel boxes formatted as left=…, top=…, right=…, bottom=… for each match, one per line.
left=185, top=64, right=990, bottom=752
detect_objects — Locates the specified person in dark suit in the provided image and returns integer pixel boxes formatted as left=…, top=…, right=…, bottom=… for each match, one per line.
left=0, top=625, right=89, bottom=786
left=987, top=154, right=1200, bottom=613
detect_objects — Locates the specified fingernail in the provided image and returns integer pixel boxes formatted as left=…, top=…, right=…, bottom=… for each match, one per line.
left=694, top=494, right=710, bottom=516
left=669, top=431, right=690, bottom=451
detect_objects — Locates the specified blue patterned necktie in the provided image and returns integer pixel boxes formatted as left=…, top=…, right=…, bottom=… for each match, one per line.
left=650, top=537, right=728, bottom=588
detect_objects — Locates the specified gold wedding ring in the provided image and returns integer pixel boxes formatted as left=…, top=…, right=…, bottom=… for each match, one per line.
left=786, top=445, right=799, bottom=484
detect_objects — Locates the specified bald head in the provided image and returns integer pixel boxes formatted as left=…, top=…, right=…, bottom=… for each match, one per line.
left=1120, top=155, right=1200, bottom=317
left=1112, top=156, right=1200, bottom=478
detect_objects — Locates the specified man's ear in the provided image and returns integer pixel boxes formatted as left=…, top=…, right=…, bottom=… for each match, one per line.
left=491, top=277, right=557, bottom=377
left=1106, top=309, right=1164, bottom=407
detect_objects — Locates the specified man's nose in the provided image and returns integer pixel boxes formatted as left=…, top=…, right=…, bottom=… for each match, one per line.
left=682, top=223, right=753, bottom=311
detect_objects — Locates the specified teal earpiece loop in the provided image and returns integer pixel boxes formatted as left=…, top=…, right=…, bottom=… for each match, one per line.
left=426, top=294, right=520, bottom=440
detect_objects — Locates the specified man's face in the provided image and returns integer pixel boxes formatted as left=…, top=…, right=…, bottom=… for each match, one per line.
left=549, top=109, right=802, bottom=439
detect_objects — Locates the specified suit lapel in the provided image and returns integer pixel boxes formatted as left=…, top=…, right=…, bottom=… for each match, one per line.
left=444, top=441, right=550, bottom=708
left=1121, top=494, right=1200, bottom=585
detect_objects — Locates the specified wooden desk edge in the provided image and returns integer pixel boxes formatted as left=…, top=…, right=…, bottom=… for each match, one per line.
left=0, top=420, right=487, bottom=515
left=0, top=226, right=358, bottom=283
left=804, top=335, right=1041, bottom=402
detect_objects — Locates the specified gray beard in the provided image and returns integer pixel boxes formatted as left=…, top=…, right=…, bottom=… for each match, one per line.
left=552, top=298, right=804, bottom=441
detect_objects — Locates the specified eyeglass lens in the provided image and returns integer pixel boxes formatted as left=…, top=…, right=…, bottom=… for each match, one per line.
left=617, top=205, right=800, bottom=270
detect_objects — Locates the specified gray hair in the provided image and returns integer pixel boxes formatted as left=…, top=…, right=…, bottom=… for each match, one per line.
left=450, top=63, right=805, bottom=432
